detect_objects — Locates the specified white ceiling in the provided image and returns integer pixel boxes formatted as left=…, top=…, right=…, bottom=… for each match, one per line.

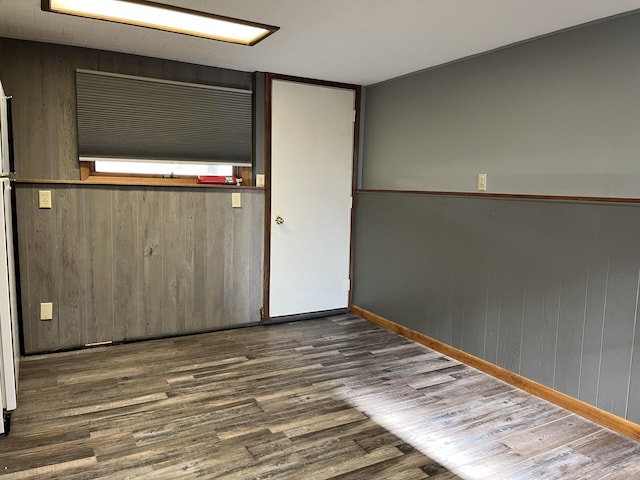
left=1, top=1, right=640, bottom=85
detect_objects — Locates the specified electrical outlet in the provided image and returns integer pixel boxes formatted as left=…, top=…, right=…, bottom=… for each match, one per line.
left=39, top=190, right=52, bottom=209
left=40, top=302, right=53, bottom=321
left=477, top=173, right=487, bottom=191
left=232, top=192, right=242, bottom=208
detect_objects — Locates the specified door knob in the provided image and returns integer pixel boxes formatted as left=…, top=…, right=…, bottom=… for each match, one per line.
left=275, top=216, right=284, bottom=225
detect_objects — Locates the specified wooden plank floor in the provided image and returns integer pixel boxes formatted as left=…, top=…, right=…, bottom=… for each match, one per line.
left=1, top=315, right=638, bottom=479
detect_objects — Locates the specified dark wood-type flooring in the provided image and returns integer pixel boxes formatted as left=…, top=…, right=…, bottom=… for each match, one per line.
left=1, top=315, right=639, bottom=479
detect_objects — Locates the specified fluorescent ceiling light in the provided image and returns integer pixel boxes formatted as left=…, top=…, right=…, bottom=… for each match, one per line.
left=42, top=0, right=279, bottom=46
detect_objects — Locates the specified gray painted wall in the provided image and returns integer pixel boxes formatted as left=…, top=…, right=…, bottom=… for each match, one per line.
left=362, top=11, right=640, bottom=197
left=355, top=11, right=640, bottom=423
left=353, top=192, right=640, bottom=423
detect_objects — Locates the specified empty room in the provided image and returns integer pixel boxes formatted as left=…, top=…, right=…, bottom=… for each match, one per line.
left=0, top=1, right=639, bottom=478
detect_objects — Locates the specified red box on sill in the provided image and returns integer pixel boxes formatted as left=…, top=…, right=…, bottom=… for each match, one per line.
left=198, top=175, right=238, bottom=185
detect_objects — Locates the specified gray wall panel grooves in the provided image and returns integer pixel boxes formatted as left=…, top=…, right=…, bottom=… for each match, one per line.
left=15, top=185, right=264, bottom=353
left=357, top=10, right=640, bottom=424
left=625, top=269, right=640, bottom=418
left=353, top=191, right=640, bottom=423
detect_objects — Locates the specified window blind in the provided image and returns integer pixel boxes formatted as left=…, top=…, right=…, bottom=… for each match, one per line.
left=75, top=70, right=252, bottom=165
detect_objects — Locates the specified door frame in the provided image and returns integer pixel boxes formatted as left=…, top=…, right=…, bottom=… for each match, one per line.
left=262, top=73, right=362, bottom=322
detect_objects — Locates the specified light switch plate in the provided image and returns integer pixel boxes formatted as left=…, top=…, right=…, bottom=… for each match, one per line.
left=256, top=174, right=265, bottom=188
left=232, top=192, right=242, bottom=208
left=40, top=302, right=53, bottom=320
left=477, top=173, right=487, bottom=191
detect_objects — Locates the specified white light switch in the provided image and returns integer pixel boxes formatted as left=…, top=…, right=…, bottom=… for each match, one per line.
left=256, top=174, right=265, bottom=188
left=477, top=173, right=487, bottom=191
left=232, top=192, right=242, bottom=208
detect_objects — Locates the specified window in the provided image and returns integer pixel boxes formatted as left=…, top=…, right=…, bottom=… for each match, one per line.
left=76, top=69, right=252, bottom=184
left=93, top=160, right=234, bottom=177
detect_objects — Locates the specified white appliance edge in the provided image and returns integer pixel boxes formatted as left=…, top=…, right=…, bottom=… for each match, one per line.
left=0, top=80, right=19, bottom=435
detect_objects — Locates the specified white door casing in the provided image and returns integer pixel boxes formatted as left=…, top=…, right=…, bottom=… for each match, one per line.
left=269, top=79, right=356, bottom=318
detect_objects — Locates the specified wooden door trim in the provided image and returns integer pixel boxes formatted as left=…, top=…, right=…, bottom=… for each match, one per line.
left=348, top=86, right=362, bottom=308
left=262, top=73, right=361, bottom=322
left=262, top=72, right=272, bottom=321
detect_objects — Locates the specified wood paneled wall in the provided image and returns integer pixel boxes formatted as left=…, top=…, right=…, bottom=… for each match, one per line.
left=353, top=191, right=640, bottom=424
left=0, top=37, right=251, bottom=180
left=15, top=185, right=264, bottom=353
left=0, top=37, right=264, bottom=353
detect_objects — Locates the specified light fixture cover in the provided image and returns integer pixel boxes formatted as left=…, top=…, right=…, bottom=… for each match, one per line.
left=42, top=0, right=279, bottom=46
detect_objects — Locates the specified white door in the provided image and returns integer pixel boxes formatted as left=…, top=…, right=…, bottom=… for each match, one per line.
left=269, top=79, right=356, bottom=318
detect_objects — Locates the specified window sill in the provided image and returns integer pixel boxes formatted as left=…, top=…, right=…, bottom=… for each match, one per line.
left=14, top=176, right=264, bottom=189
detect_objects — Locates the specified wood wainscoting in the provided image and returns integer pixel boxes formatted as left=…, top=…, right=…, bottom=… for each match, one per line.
left=352, top=305, right=640, bottom=442
left=14, top=183, right=264, bottom=354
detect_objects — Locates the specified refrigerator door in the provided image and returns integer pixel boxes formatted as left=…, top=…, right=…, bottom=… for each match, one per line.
left=0, top=178, right=17, bottom=412
left=3, top=178, right=19, bottom=396
left=0, top=348, right=5, bottom=435
left=0, top=81, right=8, bottom=175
